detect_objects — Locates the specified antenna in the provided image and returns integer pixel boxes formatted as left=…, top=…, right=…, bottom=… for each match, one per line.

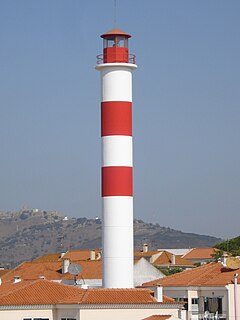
left=114, top=0, right=117, bottom=26
left=68, top=263, right=83, bottom=286
left=68, top=263, right=82, bottom=275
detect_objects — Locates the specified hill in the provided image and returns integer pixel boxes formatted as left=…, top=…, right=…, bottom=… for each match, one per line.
left=0, top=209, right=222, bottom=268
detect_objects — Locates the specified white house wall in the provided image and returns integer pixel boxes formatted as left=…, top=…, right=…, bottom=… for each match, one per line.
left=79, top=307, right=180, bottom=320
left=0, top=308, right=53, bottom=320
left=227, top=283, right=239, bottom=320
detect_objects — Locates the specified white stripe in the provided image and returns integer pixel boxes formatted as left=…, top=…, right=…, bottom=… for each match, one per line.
left=102, top=196, right=133, bottom=288
left=100, top=67, right=133, bottom=102
left=102, top=196, right=133, bottom=227
left=103, top=226, right=133, bottom=258
left=102, top=136, right=133, bottom=167
left=103, top=257, right=133, bottom=288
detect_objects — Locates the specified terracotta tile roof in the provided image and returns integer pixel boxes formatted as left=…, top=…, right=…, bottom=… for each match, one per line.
left=142, top=316, right=172, bottom=320
left=0, top=279, right=85, bottom=305
left=142, top=262, right=240, bottom=287
left=1, top=260, right=102, bottom=283
left=134, top=251, right=160, bottom=258
left=153, top=252, right=194, bottom=267
left=63, top=249, right=101, bottom=261
left=80, top=288, right=157, bottom=304
left=183, top=248, right=218, bottom=260
left=33, top=253, right=61, bottom=262
left=0, top=269, right=11, bottom=277
left=0, top=280, right=175, bottom=306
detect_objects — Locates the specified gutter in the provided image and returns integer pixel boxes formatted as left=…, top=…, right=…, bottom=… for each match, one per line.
left=0, top=303, right=182, bottom=310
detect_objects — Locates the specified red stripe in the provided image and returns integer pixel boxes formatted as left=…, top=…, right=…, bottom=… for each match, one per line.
left=101, top=101, right=132, bottom=136
left=102, top=166, right=133, bottom=197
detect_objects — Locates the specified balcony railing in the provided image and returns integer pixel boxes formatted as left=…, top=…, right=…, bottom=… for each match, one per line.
left=96, top=53, right=136, bottom=64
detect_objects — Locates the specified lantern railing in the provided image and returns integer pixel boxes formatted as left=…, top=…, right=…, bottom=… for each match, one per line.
left=96, top=53, right=136, bottom=64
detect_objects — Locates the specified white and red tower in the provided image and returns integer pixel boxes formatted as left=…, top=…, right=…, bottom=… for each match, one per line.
left=96, top=28, right=137, bottom=288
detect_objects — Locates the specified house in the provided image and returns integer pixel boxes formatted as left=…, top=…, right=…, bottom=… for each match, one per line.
left=152, top=251, right=194, bottom=270
left=142, top=261, right=240, bottom=320
left=1, top=258, right=102, bottom=288
left=0, top=278, right=183, bottom=320
left=1, top=250, right=165, bottom=289
left=182, top=248, right=218, bottom=265
left=134, top=246, right=194, bottom=270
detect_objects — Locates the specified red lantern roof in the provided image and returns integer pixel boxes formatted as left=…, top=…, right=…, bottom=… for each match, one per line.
left=101, top=28, right=131, bottom=39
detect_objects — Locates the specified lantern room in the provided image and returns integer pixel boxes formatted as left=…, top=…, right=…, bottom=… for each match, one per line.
left=99, top=28, right=135, bottom=64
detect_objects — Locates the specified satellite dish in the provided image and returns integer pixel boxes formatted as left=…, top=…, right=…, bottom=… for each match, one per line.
left=226, top=257, right=240, bottom=270
left=68, top=263, right=82, bottom=275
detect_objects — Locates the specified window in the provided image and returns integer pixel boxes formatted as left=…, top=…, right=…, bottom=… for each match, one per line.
left=192, top=298, right=199, bottom=304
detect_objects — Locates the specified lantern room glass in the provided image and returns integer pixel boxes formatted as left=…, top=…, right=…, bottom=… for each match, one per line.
left=103, top=36, right=128, bottom=49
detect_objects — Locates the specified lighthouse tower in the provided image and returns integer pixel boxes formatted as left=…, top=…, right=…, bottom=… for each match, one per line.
left=96, top=28, right=137, bottom=288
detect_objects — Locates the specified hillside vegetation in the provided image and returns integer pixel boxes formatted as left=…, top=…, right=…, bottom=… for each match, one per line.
left=214, top=236, right=240, bottom=256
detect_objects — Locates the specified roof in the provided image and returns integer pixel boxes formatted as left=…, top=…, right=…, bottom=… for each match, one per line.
left=63, top=249, right=101, bottom=261
left=142, top=262, right=240, bottom=287
left=153, top=252, right=194, bottom=267
left=182, top=248, right=218, bottom=260
left=101, top=28, right=131, bottom=38
left=0, top=279, right=175, bottom=306
left=0, top=269, right=11, bottom=277
left=33, top=253, right=61, bottom=262
left=80, top=288, right=157, bottom=304
left=142, top=316, right=172, bottom=320
left=0, top=279, right=85, bottom=305
left=33, top=249, right=102, bottom=263
left=135, top=251, right=161, bottom=259
left=158, top=249, right=191, bottom=256
left=1, top=260, right=102, bottom=283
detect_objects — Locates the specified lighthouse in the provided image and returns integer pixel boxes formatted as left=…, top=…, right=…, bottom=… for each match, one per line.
left=96, top=28, right=137, bottom=288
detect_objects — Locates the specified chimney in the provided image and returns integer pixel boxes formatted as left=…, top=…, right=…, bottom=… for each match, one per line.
left=153, top=285, right=163, bottom=302
left=0, top=278, right=2, bottom=285
left=171, top=254, right=176, bottom=265
left=90, top=250, right=96, bottom=261
left=60, top=252, right=65, bottom=258
left=143, top=243, right=149, bottom=253
left=13, top=276, right=21, bottom=283
left=96, top=251, right=101, bottom=260
left=221, top=252, right=229, bottom=267
left=62, top=258, right=70, bottom=274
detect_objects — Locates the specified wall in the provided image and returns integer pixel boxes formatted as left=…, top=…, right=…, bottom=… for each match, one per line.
left=227, top=283, right=240, bottom=320
left=0, top=308, right=53, bottom=320
left=79, top=307, right=180, bottom=320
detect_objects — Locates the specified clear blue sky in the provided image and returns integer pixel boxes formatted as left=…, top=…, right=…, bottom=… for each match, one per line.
left=0, top=0, right=239, bottom=239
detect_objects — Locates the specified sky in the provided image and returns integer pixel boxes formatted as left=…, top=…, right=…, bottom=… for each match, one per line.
left=0, top=0, right=239, bottom=239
